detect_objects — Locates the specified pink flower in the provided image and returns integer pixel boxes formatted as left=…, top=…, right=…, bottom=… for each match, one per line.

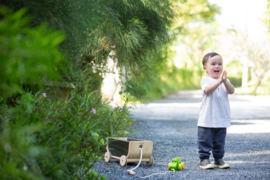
left=111, top=98, right=114, bottom=102
left=43, top=93, right=46, bottom=97
left=90, top=109, right=96, bottom=114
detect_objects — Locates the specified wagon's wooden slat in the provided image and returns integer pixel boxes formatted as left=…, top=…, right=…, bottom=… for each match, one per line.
left=106, top=137, right=153, bottom=166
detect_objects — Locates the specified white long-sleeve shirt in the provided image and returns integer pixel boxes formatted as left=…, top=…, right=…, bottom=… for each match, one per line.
left=197, top=76, right=232, bottom=128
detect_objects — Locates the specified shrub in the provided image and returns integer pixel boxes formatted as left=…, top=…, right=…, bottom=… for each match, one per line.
left=227, top=76, right=242, bottom=88
left=0, top=6, right=65, bottom=101
left=0, top=90, right=133, bottom=179
left=0, top=6, right=133, bottom=179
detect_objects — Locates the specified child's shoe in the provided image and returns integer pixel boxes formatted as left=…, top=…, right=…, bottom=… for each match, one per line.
left=213, top=159, right=230, bottom=169
left=199, top=159, right=214, bottom=169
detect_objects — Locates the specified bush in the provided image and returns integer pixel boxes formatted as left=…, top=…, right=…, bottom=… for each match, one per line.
left=126, top=62, right=202, bottom=102
left=227, top=76, right=242, bottom=88
left=0, top=6, right=65, bottom=100
left=0, top=90, right=133, bottom=179
left=0, top=6, right=133, bottom=179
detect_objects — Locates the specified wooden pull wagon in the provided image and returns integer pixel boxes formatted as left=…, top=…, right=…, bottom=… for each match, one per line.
left=104, top=137, right=154, bottom=167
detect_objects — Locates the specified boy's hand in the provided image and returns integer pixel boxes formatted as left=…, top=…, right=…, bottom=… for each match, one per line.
left=222, top=70, right=227, bottom=81
left=219, top=70, right=227, bottom=83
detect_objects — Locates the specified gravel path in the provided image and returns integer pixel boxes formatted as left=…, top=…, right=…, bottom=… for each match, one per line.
left=94, top=90, right=270, bottom=180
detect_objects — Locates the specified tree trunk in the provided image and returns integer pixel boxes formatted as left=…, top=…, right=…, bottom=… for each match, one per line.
left=242, top=57, right=249, bottom=92
left=253, top=76, right=263, bottom=94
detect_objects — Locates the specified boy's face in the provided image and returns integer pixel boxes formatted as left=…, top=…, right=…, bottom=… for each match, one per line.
left=203, top=55, right=223, bottom=79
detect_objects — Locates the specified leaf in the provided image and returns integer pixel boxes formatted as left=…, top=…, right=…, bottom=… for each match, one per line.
left=91, top=133, right=99, bottom=140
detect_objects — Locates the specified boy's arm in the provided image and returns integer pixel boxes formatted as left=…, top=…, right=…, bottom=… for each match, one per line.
left=224, top=79, right=235, bottom=94
left=222, top=70, right=235, bottom=94
left=204, top=79, right=222, bottom=95
left=204, top=70, right=235, bottom=95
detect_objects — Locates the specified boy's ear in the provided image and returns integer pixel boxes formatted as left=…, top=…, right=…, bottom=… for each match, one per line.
left=203, top=66, right=207, bottom=73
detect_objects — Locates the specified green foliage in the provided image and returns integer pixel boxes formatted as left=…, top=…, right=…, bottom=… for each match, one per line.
left=0, top=0, right=221, bottom=101
left=125, top=47, right=201, bottom=102
left=0, top=1, right=224, bottom=179
left=225, top=60, right=242, bottom=88
left=227, top=77, right=242, bottom=88
left=0, top=0, right=105, bottom=59
left=1, top=90, right=132, bottom=179
left=128, top=67, right=202, bottom=102
left=103, top=0, right=173, bottom=68
left=0, top=6, right=65, bottom=100
left=0, top=112, right=43, bottom=179
left=1, top=0, right=176, bottom=83
left=264, top=0, right=270, bottom=33
left=0, top=6, right=133, bottom=179
left=123, top=0, right=220, bottom=101
left=1, top=0, right=217, bottom=100
left=171, top=0, right=220, bottom=36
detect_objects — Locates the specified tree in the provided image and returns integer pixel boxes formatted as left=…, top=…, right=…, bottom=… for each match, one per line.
left=263, top=0, right=270, bottom=33
left=0, top=0, right=175, bottom=76
left=125, top=0, right=221, bottom=99
left=248, top=40, right=270, bottom=93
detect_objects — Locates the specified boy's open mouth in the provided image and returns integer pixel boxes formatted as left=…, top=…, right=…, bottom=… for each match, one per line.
left=214, top=70, right=220, bottom=73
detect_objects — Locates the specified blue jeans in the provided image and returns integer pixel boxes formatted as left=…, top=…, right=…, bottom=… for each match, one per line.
left=197, top=126, right=227, bottom=161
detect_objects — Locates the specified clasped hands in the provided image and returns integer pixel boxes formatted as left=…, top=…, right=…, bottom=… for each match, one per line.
left=219, top=70, right=227, bottom=84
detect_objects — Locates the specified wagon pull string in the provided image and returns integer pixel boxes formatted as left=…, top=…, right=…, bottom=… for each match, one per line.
left=127, top=147, right=143, bottom=175
left=127, top=147, right=175, bottom=178
left=139, top=169, right=175, bottom=179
